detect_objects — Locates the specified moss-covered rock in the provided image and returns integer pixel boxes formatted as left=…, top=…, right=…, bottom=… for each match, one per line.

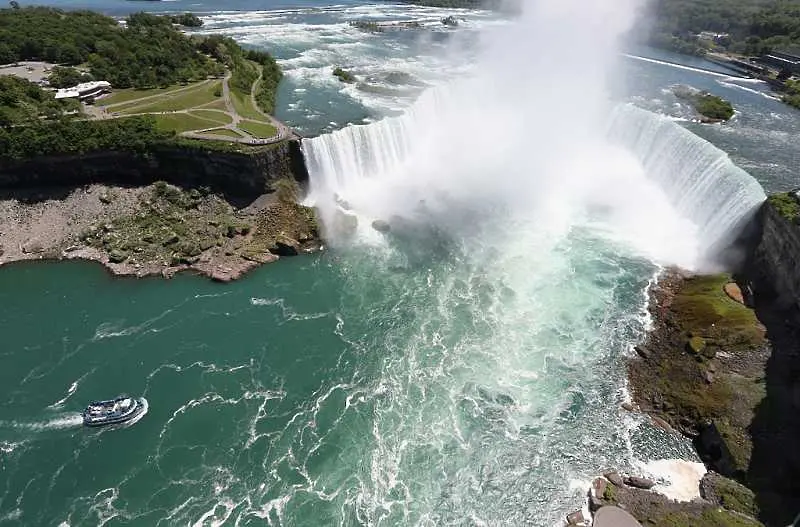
left=673, top=86, right=735, bottom=121
left=332, top=67, right=356, bottom=83
left=628, top=270, right=768, bottom=486
left=672, top=274, right=765, bottom=353
left=687, top=335, right=706, bottom=355
left=108, top=248, right=128, bottom=263
left=83, top=182, right=251, bottom=268
left=590, top=479, right=764, bottom=527
left=700, top=472, right=758, bottom=518
left=767, top=192, right=800, bottom=223
left=654, top=507, right=762, bottom=527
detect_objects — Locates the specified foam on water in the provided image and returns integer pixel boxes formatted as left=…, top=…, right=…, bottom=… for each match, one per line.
left=195, top=3, right=501, bottom=131
left=637, top=459, right=708, bottom=502
left=297, top=0, right=766, bottom=522
left=1, top=413, right=83, bottom=432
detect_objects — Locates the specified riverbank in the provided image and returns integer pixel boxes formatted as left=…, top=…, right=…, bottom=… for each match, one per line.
left=569, top=194, right=800, bottom=526
left=600, top=249, right=799, bottom=526
left=0, top=179, right=320, bottom=282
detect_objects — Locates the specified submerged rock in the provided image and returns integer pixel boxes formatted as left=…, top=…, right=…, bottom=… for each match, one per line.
left=331, top=209, right=358, bottom=236
left=371, top=219, right=391, bottom=233
left=334, top=193, right=352, bottom=210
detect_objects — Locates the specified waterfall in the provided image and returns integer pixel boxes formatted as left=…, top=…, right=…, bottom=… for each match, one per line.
left=606, top=104, right=766, bottom=260
left=302, top=88, right=444, bottom=201
left=302, top=97, right=766, bottom=268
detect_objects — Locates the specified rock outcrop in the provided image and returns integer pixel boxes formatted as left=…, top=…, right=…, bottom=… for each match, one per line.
left=751, top=193, right=800, bottom=314
left=0, top=140, right=308, bottom=199
left=742, top=193, right=800, bottom=524
left=0, top=139, right=321, bottom=281
left=585, top=473, right=763, bottom=526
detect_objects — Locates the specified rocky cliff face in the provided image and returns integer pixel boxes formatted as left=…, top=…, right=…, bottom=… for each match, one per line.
left=751, top=197, right=800, bottom=313
left=744, top=196, right=800, bottom=524
left=0, top=140, right=308, bottom=198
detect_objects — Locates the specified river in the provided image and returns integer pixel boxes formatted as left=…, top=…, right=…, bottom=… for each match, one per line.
left=1, top=1, right=799, bottom=526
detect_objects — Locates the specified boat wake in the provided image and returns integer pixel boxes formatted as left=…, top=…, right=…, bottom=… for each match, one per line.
left=1, top=413, right=83, bottom=432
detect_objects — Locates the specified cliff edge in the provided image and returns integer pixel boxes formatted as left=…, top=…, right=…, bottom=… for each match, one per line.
left=0, top=140, right=320, bottom=281
left=621, top=194, right=800, bottom=527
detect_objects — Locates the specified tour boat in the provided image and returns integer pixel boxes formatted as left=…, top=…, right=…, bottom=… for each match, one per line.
left=82, top=395, right=148, bottom=427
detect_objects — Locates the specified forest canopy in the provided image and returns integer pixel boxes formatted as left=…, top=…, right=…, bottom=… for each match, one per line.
left=404, top=0, right=800, bottom=56
left=0, top=8, right=222, bottom=88
left=644, top=0, right=800, bottom=55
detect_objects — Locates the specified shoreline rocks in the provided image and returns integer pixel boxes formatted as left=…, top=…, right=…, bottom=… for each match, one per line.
left=613, top=267, right=769, bottom=526
left=0, top=180, right=321, bottom=282
left=577, top=470, right=762, bottom=526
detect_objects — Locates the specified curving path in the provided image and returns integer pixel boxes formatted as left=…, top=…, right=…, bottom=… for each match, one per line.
left=90, top=69, right=295, bottom=145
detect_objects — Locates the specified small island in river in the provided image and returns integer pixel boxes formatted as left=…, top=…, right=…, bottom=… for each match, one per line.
left=673, top=85, right=735, bottom=123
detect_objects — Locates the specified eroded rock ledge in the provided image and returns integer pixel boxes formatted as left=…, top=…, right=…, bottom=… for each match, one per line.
left=616, top=263, right=799, bottom=526
left=0, top=180, right=320, bottom=282
left=0, top=140, right=320, bottom=281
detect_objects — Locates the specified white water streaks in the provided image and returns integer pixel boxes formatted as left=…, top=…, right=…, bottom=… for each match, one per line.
left=298, top=0, right=768, bottom=523
left=0, top=413, right=83, bottom=432
left=47, top=379, right=82, bottom=409
left=622, top=53, right=736, bottom=78
left=193, top=4, right=503, bottom=131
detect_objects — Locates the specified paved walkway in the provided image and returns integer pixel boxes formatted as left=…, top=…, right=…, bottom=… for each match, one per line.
left=87, top=69, right=294, bottom=145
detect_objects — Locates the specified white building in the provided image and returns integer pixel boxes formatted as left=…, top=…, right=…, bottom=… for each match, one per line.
left=54, top=81, right=111, bottom=101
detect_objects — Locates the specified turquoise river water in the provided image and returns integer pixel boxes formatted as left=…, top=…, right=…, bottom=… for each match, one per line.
left=2, top=0, right=800, bottom=526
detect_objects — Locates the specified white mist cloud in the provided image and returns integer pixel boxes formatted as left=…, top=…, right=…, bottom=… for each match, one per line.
left=305, top=0, right=761, bottom=270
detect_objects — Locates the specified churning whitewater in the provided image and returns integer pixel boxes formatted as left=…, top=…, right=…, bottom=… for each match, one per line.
left=0, top=0, right=777, bottom=526
left=299, top=0, right=766, bottom=524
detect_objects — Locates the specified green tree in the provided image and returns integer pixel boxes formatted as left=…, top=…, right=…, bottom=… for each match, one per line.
left=48, top=66, right=90, bottom=89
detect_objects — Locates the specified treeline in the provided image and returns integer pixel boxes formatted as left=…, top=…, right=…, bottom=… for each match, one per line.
left=196, top=34, right=282, bottom=114
left=169, top=13, right=203, bottom=27
left=47, top=66, right=93, bottom=89
left=0, top=8, right=220, bottom=88
left=0, top=76, right=176, bottom=159
left=0, top=75, right=79, bottom=126
left=0, top=116, right=175, bottom=160
left=644, top=0, right=800, bottom=56
left=403, top=0, right=500, bottom=7
left=401, top=0, right=520, bottom=12
left=784, top=79, right=800, bottom=108
left=249, top=49, right=282, bottom=114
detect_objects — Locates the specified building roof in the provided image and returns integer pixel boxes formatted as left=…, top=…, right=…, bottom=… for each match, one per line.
left=54, top=80, right=111, bottom=99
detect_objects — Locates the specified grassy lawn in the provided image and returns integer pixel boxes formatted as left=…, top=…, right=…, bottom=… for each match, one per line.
left=152, top=113, right=220, bottom=134
left=188, top=109, right=232, bottom=126
left=230, top=90, right=264, bottom=121
left=197, top=98, right=228, bottom=111
left=119, top=81, right=222, bottom=115
left=205, top=128, right=243, bottom=139
left=100, top=82, right=205, bottom=106
left=239, top=119, right=277, bottom=138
